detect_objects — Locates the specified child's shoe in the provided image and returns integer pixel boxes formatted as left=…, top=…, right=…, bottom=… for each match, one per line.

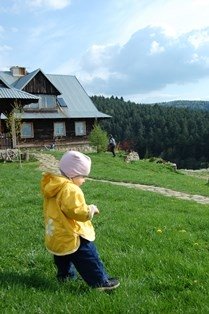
left=96, top=278, right=120, bottom=291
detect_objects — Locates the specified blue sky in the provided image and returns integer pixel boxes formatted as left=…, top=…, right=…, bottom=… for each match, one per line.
left=1, top=0, right=209, bottom=103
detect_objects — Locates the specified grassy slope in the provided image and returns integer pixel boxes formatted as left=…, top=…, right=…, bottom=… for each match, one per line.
left=0, top=154, right=209, bottom=314
left=90, top=153, right=209, bottom=196
left=52, top=151, right=209, bottom=196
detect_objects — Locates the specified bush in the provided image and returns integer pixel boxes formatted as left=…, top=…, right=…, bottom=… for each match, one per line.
left=88, top=123, right=108, bottom=153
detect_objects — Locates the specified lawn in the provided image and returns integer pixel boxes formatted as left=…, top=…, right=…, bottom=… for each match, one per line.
left=0, top=153, right=209, bottom=313
left=50, top=151, right=209, bottom=196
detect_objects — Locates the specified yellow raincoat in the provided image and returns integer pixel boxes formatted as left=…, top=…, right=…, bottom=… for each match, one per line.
left=41, top=173, right=95, bottom=256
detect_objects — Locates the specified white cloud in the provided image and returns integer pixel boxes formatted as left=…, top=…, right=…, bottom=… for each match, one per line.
left=189, top=53, right=200, bottom=63
left=77, top=26, right=209, bottom=96
left=149, top=41, right=165, bottom=55
left=80, top=44, right=119, bottom=70
left=188, top=30, right=209, bottom=48
left=0, top=0, right=71, bottom=13
left=26, top=0, right=71, bottom=10
left=0, top=45, right=12, bottom=52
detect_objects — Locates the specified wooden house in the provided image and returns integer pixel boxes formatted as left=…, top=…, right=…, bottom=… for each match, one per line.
left=0, top=66, right=110, bottom=149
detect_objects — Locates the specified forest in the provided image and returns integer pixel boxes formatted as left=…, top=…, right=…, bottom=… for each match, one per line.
left=91, top=95, right=209, bottom=169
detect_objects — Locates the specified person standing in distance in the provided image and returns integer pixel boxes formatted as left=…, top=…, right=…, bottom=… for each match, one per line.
left=109, top=134, right=116, bottom=157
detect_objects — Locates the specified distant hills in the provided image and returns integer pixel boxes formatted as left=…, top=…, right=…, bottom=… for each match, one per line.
left=151, top=100, right=209, bottom=111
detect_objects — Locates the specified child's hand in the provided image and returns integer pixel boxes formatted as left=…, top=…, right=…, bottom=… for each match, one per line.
left=89, top=204, right=100, bottom=219
left=93, top=205, right=100, bottom=215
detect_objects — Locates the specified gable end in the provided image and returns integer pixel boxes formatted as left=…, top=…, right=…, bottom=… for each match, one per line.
left=23, top=71, right=61, bottom=95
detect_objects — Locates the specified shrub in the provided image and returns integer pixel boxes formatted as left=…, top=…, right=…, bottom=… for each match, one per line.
left=88, top=123, right=108, bottom=153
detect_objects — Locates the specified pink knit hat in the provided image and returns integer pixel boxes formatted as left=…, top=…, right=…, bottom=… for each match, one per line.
left=59, top=150, right=91, bottom=178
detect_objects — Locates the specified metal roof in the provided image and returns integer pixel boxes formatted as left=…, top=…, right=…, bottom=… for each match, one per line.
left=0, top=77, right=11, bottom=88
left=0, top=81, right=39, bottom=114
left=0, top=68, right=110, bottom=119
left=0, top=71, right=18, bottom=86
left=0, top=86, right=39, bottom=100
left=16, top=111, right=66, bottom=119
left=46, top=74, right=110, bottom=118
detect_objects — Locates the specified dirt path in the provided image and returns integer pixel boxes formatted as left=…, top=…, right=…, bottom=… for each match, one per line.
left=32, top=152, right=60, bottom=174
left=33, top=152, right=209, bottom=205
left=88, top=178, right=209, bottom=204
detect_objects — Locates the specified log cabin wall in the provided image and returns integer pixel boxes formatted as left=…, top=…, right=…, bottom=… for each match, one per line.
left=17, top=118, right=95, bottom=147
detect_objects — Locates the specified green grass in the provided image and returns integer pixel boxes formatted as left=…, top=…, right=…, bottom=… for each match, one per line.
left=51, top=151, right=209, bottom=196
left=1, top=155, right=209, bottom=313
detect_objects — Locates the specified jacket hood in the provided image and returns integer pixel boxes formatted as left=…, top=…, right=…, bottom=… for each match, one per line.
left=41, top=173, right=70, bottom=198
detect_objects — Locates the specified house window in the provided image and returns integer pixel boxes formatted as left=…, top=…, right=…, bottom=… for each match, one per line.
left=24, top=102, right=39, bottom=109
left=40, top=95, right=56, bottom=109
left=54, top=122, right=66, bottom=137
left=75, top=121, right=86, bottom=136
left=21, top=122, right=34, bottom=138
left=24, top=95, right=57, bottom=109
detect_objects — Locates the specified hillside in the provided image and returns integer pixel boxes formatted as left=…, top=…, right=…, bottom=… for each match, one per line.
left=91, top=95, right=209, bottom=169
left=156, top=100, right=209, bottom=111
left=34, top=151, right=209, bottom=199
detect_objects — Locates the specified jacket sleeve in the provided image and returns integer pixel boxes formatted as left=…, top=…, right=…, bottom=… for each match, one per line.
left=58, top=184, right=90, bottom=222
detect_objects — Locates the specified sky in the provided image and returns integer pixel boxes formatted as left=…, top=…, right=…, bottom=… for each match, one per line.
left=1, top=0, right=209, bottom=104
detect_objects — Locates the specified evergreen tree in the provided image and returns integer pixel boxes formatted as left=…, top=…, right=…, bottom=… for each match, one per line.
left=88, top=123, right=108, bottom=153
left=91, top=95, right=209, bottom=169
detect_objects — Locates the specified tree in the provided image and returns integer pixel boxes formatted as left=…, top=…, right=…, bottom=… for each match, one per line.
left=91, top=95, right=209, bottom=168
left=6, top=101, right=22, bottom=148
left=88, top=123, right=108, bottom=153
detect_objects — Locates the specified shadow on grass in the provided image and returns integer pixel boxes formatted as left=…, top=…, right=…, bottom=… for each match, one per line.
left=0, top=271, right=90, bottom=295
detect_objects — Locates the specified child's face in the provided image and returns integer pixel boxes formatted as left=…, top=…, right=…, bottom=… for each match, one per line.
left=72, top=176, right=86, bottom=186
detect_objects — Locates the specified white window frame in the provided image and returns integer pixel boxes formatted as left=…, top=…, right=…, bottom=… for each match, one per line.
left=40, top=95, right=57, bottom=109
left=21, top=122, right=34, bottom=138
left=75, top=121, right=86, bottom=136
left=54, top=122, right=66, bottom=137
left=24, top=95, right=57, bottom=110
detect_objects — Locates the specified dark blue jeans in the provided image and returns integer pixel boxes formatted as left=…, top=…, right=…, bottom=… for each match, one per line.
left=53, top=237, right=109, bottom=287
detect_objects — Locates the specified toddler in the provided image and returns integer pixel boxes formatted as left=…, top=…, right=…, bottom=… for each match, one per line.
left=41, top=150, right=120, bottom=291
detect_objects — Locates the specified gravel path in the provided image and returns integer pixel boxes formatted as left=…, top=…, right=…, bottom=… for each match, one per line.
left=32, top=152, right=60, bottom=174
left=34, top=152, right=209, bottom=205
left=88, top=178, right=209, bottom=204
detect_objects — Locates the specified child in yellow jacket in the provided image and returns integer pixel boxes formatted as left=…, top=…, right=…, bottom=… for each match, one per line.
left=41, top=150, right=119, bottom=291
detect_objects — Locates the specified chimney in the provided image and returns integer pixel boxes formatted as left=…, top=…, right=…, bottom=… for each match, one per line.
left=10, top=66, right=27, bottom=77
